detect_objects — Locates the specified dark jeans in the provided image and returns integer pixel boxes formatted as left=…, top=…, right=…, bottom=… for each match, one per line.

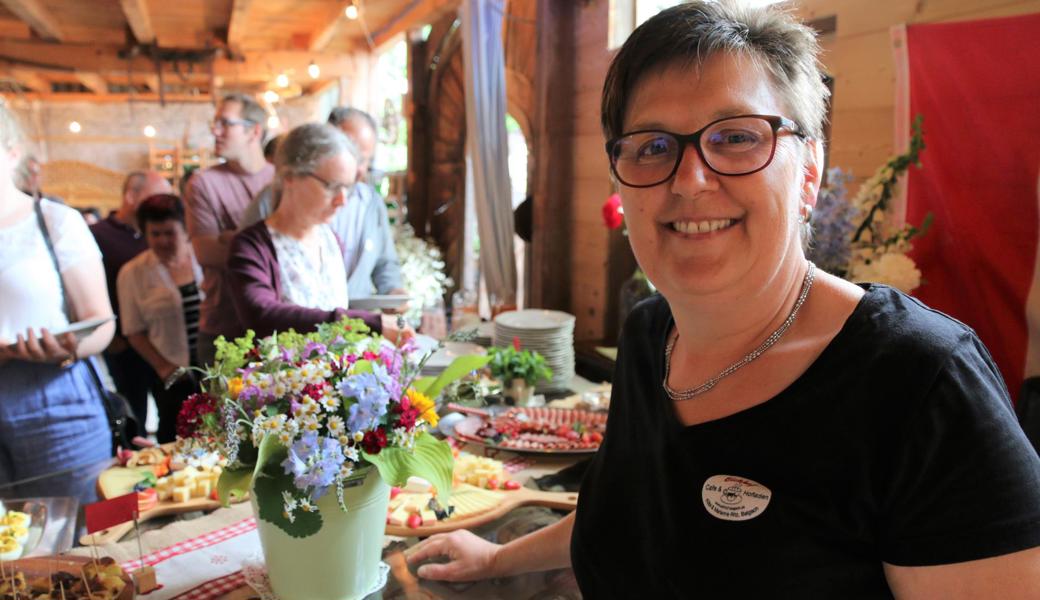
left=102, top=346, right=158, bottom=437
left=154, top=374, right=198, bottom=443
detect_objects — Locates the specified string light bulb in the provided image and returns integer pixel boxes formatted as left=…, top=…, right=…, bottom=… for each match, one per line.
left=263, top=90, right=280, bottom=104
left=308, top=61, right=320, bottom=79
left=143, top=125, right=156, bottom=138
left=68, top=121, right=81, bottom=133
left=345, top=3, right=359, bottom=19
left=267, top=115, right=280, bottom=130
left=275, top=73, right=290, bottom=88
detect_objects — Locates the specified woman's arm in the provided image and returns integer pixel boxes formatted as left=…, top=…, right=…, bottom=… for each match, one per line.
left=126, top=333, right=178, bottom=381
left=885, top=547, right=1040, bottom=599
left=405, top=510, right=574, bottom=581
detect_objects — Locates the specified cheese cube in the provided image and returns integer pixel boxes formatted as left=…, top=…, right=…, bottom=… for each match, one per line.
left=387, top=506, right=411, bottom=526
left=420, top=509, right=437, bottom=524
left=171, top=486, right=191, bottom=503
left=194, top=479, right=212, bottom=499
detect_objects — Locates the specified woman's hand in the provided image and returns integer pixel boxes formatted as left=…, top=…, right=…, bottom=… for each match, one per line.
left=381, top=314, right=416, bottom=345
left=1, top=327, right=78, bottom=364
left=404, top=530, right=502, bottom=581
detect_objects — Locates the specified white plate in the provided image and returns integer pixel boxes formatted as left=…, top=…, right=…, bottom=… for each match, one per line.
left=494, top=310, right=576, bottom=330
left=423, top=341, right=487, bottom=370
left=349, top=295, right=411, bottom=311
left=51, top=316, right=115, bottom=340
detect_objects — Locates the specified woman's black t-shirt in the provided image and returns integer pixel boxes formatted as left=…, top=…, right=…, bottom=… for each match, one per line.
left=571, top=285, right=1040, bottom=598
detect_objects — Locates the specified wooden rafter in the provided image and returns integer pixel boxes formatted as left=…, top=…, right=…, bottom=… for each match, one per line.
left=227, top=0, right=256, bottom=53
left=0, top=40, right=355, bottom=83
left=119, top=0, right=155, bottom=44
left=9, top=67, right=48, bottom=92
left=0, top=0, right=63, bottom=41
left=309, top=0, right=353, bottom=52
left=372, top=0, right=459, bottom=48
left=75, top=72, right=109, bottom=94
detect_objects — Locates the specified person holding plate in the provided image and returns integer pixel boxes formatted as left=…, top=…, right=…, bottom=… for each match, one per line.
left=0, top=101, right=115, bottom=503
left=227, top=123, right=410, bottom=342
left=406, top=2, right=1040, bottom=596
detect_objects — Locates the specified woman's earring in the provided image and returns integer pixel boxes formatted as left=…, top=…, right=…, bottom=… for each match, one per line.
left=797, top=203, right=813, bottom=224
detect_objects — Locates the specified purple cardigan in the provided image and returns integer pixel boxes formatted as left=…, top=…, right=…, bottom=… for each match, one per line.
left=227, top=222, right=382, bottom=338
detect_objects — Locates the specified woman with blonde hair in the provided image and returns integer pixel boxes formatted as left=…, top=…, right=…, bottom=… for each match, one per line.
left=0, top=101, right=116, bottom=502
left=407, top=2, right=1040, bottom=596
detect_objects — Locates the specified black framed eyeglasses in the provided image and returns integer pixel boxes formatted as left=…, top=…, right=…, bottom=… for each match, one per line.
left=302, top=172, right=354, bottom=198
left=209, top=117, right=255, bottom=131
left=605, top=114, right=806, bottom=188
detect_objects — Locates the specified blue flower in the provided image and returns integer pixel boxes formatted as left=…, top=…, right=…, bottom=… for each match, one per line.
left=338, top=371, right=391, bottom=433
left=281, top=432, right=345, bottom=500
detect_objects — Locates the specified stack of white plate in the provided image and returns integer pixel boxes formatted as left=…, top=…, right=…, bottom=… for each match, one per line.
left=493, top=309, right=576, bottom=392
left=473, top=321, right=495, bottom=347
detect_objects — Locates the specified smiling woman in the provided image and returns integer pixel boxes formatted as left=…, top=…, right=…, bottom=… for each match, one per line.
left=405, top=2, right=1040, bottom=596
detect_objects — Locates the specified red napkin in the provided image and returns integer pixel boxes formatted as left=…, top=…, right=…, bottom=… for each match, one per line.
left=84, top=492, right=139, bottom=534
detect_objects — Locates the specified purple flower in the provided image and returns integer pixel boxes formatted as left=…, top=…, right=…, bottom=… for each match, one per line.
left=338, top=371, right=391, bottom=433
left=280, top=346, right=297, bottom=363
left=807, top=168, right=858, bottom=276
left=281, top=432, right=345, bottom=500
left=378, top=346, right=404, bottom=379
left=303, top=341, right=327, bottom=359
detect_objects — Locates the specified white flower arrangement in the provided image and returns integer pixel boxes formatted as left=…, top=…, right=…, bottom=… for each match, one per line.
left=393, top=222, right=454, bottom=323
left=809, top=116, right=931, bottom=293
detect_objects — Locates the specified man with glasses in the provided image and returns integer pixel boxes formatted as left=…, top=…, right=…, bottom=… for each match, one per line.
left=241, top=107, right=404, bottom=301
left=185, top=93, right=274, bottom=366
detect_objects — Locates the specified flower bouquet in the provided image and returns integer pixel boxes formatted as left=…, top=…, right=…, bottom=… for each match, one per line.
left=177, top=317, right=488, bottom=599
left=809, top=116, right=931, bottom=293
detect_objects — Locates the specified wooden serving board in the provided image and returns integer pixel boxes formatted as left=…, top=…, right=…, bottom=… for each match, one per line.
left=385, top=486, right=578, bottom=537
left=6, top=555, right=133, bottom=599
left=81, top=466, right=238, bottom=546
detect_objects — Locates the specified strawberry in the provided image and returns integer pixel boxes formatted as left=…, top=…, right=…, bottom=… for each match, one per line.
left=406, top=513, right=422, bottom=529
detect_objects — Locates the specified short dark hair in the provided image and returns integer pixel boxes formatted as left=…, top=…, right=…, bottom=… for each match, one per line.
left=264, top=134, right=283, bottom=162
left=136, top=194, right=185, bottom=231
left=327, top=106, right=377, bottom=133
left=122, top=171, right=147, bottom=198
left=601, top=0, right=829, bottom=142
left=221, top=92, right=268, bottom=140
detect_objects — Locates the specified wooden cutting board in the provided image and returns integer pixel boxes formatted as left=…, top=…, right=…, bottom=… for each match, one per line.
left=5, top=555, right=134, bottom=599
left=385, top=485, right=578, bottom=537
left=80, top=466, right=233, bottom=546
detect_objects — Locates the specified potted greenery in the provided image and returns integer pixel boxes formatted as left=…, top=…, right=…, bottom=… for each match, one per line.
left=487, top=339, right=554, bottom=406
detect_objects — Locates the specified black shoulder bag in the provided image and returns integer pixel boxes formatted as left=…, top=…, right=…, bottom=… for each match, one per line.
left=33, top=199, right=139, bottom=454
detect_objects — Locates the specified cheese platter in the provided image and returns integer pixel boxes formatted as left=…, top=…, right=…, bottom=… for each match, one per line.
left=0, top=555, right=133, bottom=599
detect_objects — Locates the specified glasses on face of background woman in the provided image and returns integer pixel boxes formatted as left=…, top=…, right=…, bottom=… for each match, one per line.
left=606, top=114, right=806, bottom=188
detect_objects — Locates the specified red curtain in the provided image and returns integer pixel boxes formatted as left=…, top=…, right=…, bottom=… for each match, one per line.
left=904, top=12, right=1040, bottom=402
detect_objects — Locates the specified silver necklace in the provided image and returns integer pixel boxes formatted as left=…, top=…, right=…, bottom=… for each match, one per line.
left=663, top=262, right=816, bottom=400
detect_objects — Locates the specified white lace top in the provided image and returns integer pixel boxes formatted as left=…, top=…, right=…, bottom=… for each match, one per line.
left=268, top=224, right=349, bottom=312
left=0, top=200, right=101, bottom=342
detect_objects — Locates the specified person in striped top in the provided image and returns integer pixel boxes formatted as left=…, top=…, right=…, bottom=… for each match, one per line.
left=117, top=194, right=203, bottom=442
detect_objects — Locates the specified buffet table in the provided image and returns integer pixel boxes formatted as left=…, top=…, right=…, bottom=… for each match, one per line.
left=69, top=443, right=589, bottom=599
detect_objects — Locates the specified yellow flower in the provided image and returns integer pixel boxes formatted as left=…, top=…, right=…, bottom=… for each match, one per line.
left=406, top=388, right=439, bottom=427
left=228, top=377, right=244, bottom=399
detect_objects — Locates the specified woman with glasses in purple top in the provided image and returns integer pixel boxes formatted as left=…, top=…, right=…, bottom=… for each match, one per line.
left=406, top=1, right=1040, bottom=596
left=228, top=123, right=410, bottom=343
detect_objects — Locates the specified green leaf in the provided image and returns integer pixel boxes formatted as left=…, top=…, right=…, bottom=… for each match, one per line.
left=217, top=466, right=254, bottom=506
left=411, top=376, right=436, bottom=395
left=253, top=432, right=285, bottom=480
left=419, top=355, right=491, bottom=399
left=353, top=359, right=374, bottom=375
left=253, top=462, right=323, bottom=538
left=362, top=431, right=454, bottom=501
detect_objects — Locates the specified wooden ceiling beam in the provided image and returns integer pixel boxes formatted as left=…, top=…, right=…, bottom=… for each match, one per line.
left=0, top=40, right=356, bottom=83
left=12, top=92, right=214, bottom=104
left=119, top=0, right=155, bottom=44
left=372, top=0, right=459, bottom=48
left=309, top=1, right=353, bottom=52
left=0, top=0, right=63, bottom=41
left=227, top=0, right=256, bottom=53
left=75, top=72, right=109, bottom=95
left=9, top=67, right=48, bottom=92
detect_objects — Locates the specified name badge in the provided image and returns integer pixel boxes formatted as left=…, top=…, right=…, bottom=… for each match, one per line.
left=702, top=474, right=772, bottom=521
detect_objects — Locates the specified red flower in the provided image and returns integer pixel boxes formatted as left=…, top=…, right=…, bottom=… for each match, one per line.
left=302, top=382, right=327, bottom=401
left=177, top=393, right=219, bottom=439
left=602, top=193, right=624, bottom=229
left=362, top=351, right=379, bottom=362
left=512, top=336, right=521, bottom=351
left=361, top=428, right=388, bottom=454
left=391, top=396, right=419, bottom=430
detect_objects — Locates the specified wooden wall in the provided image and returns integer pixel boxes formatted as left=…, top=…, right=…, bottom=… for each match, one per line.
left=792, top=0, right=1040, bottom=190
left=535, top=0, right=1040, bottom=343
